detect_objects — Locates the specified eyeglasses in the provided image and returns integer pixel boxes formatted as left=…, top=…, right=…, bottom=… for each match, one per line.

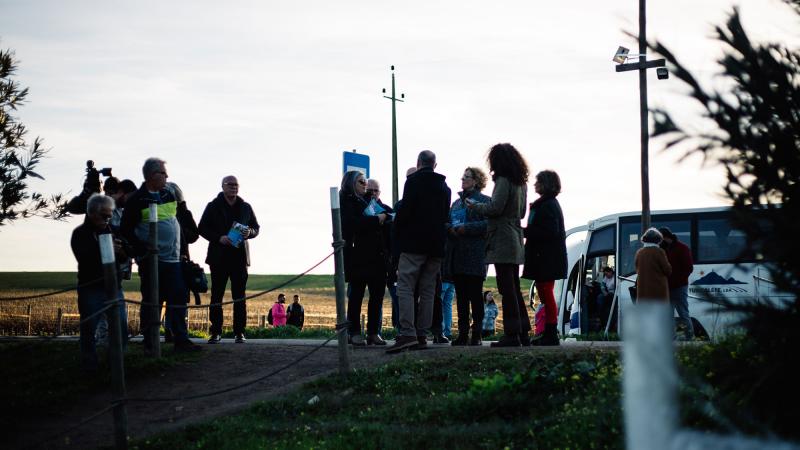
left=366, top=189, right=380, bottom=194
left=461, top=176, right=473, bottom=181
left=357, top=179, right=367, bottom=185
left=224, top=182, right=239, bottom=187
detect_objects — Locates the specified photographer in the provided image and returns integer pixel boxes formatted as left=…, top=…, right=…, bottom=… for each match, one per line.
left=66, top=161, right=113, bottom=215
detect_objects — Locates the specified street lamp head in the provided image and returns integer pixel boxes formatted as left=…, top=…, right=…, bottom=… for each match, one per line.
left=613, top=46, right=630, bottom=64
left=382, top=88, right=386, bottom=94
left=657, top=67, right=669, bottom=80
left=401, top=93, right=404, bottom=99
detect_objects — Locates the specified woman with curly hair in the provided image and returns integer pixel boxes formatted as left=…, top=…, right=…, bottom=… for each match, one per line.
left=468, top=143, right=531, bottom=347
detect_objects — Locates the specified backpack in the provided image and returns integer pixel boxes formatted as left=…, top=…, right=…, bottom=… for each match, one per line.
left=267, top=307, right=273, bottom=325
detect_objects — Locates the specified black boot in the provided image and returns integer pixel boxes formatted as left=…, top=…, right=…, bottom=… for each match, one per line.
left=451, top=333, right=469, bottom=346
left=490, top=334, right=521, bottom=348
left=540, top=324, right=560, bottom=346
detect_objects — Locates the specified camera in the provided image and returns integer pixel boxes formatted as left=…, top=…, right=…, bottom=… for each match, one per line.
left=65, top=160, right=113, bottom=214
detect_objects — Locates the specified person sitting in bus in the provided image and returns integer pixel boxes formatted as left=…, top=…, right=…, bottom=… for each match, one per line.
left=634, top=228, right=672, bottom=302
left=595, top=266, right=616, bottom=329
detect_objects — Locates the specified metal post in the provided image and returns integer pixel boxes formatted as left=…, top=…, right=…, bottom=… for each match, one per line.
left=383, top=66, right=405, bottom=206
left=330, top=187, right=352, bottom=374
left=146, top=202, right=161, bottom=357
left=623, top=301, right=677, bottom=450
left=99, top=233, right=128, bottom=449
left=639, top=0, right=651, bottom=235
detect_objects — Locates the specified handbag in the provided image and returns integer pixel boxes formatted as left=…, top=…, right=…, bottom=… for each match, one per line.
left=182, top=260, right=208, bottom=305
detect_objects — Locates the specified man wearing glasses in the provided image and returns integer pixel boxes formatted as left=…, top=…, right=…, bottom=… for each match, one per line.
left=122, top=157, right=201, bottom=353
left=199, top=175, right=260, bottom=344
left=71, top=193, right=129, bottom=370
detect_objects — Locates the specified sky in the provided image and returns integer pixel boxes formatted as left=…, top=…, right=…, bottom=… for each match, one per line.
left=0, top=0, right=797, bottom=275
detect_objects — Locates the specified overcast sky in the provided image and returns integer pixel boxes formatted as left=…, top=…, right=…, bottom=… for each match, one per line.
left=1, top=0, right=797, bottom=275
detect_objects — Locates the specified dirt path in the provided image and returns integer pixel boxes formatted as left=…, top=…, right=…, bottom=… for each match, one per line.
left=12, top=343, right=395, bottom=449
left=15, top=341, right=619, bottom=449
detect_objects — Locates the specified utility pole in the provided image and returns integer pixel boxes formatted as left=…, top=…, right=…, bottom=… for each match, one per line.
left=614, top=0, right=668, bottom=236
left=383, top=65, right=404, bottom=205
left=638, top=0, right=650, bottom=235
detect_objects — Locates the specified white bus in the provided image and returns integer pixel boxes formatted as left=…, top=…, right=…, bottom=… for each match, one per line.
left=539, top=206, right=788, bottom=340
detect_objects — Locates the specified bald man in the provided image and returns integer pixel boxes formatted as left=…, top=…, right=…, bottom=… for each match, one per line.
left=387, top=151, right=451, bottom=353
left=199, top=175, right=260, bottom=343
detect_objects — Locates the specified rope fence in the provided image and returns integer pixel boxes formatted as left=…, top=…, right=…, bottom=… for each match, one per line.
left=15, top=250, right=349, bottom=449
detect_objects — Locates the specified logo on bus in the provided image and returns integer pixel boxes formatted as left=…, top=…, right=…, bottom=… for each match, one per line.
left=689, top=271, right=749, bottom=294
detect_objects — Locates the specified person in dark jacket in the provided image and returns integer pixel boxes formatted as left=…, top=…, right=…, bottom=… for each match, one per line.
left=198, top=175, right=260, bottom=344
left=522, top=170, right=568, bottom=346
left=340, top=170, right=390, bottom=346
left=120, top=157, right=200, bottom=353
left=71, top=194, right=129, bottom=370
left=287, top=294, right=305, bottom=330
left=469, top=143, right=530, bottom=347
left=445, top=166, right=491, bottom=346
left=659, top=227, right=694, bottom=340
left=387, top=150, right=451, bottom=354
left=366, top=178, right=395, bottom=334
left=163, top=182, right=200, bottom=343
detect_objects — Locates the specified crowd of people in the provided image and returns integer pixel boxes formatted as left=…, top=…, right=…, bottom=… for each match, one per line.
left=338, top=143, right=570, bottom=353
left=71, top=146, right=694, bottom=369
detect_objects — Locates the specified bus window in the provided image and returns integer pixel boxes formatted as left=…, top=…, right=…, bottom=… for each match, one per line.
left=697, top=218, right=748, bottom=263
left=587, top=225, right=615, bottom=258
left=618, top=218, right=691, bottom=276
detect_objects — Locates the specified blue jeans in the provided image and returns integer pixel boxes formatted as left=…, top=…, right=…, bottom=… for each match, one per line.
left=388, top=281, right=399, bottom=330
left=440, top=281, right=455, bottom=337
left=77, top=285, right=127, bottom=369
left=669, top=285, right=694, bottom=339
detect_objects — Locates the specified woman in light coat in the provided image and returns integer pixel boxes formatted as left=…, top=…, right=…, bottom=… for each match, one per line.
left=469, top=143, right=531, bottom=347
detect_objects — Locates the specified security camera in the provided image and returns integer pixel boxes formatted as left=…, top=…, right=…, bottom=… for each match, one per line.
left=657, top=67, right=669, bottom=80
left=613, top=46, right=630, bottom=64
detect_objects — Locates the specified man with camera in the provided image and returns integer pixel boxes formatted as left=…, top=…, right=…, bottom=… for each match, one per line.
left=199, top=175, right=260, bottom=344
left=120, top=157, right=201, bottom=353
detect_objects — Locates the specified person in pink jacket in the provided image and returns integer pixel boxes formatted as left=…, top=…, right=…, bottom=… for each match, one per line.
left=271, top=293, right=288, bottom=327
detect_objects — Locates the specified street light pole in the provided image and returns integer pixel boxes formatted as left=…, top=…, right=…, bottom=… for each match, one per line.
left=615, top=1, right=666, bottom=236
left=383, top=65, right=404, bottom=206
left=638, top=0, right=651, bottom=235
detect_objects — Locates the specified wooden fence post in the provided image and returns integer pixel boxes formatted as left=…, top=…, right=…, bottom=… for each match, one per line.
left=330, top=187, right=352, bottom=374
left=26, top=305, right=32, bottom=336
left=99, top=233, right=129, bottom=449
left=55, top=308, right=63, bottom=337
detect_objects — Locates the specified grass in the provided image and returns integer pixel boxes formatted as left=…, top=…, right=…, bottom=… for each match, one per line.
left=132, top=350, right=624, bottom=450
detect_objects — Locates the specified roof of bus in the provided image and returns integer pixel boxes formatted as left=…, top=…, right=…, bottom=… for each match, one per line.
left=586, top=205, right=733, bottom=230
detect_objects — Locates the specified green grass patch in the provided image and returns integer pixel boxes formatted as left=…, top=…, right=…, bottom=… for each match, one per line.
left=133, top=350, right=624, bottom=449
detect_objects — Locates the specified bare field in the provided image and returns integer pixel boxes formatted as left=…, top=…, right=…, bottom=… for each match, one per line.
left=0, top=288, right=364, bottom=336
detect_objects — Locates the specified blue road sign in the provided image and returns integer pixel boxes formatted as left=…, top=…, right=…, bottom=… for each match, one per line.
left=343, top=151, right=370, bottom=177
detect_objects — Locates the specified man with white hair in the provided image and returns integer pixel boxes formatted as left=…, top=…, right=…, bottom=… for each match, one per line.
left=71, top=193, right=129, bottom=370
left=121, top=157, right=200, bottom=353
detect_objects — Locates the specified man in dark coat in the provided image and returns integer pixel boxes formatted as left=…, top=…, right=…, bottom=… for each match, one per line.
left=199, top=175, right=260, bottom=344
left=659, top=227, right=694, bottom=340
left=387, top=150, right=451, bottom=353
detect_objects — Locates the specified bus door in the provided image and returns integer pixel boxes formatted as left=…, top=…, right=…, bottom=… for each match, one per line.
left=582, top=225, right=617, bottom=336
